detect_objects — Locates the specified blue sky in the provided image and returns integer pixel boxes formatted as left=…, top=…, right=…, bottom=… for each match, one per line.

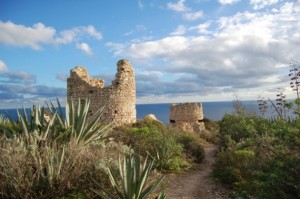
left=0, top=0, right=299, bottom=108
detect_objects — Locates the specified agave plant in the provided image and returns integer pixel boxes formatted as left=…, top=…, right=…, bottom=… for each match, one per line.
left=92, top=154, right=166, bottom=199
left=3, top=105, right=58, bottom=145
left=3, top=98, right=111, bottom=147
left=52, top=98, right=112, bottom=146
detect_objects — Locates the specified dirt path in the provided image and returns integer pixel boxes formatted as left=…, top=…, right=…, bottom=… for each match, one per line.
left=165, top=143, right=230, bottom=199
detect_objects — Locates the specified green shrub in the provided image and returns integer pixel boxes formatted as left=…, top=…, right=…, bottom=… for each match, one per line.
left=121, top=120, right=189, bottom=172
left=214, top=113, right=300, bottom=199
left=203, top=117, right=219, bottom=132
left=132, top=117, right=164, bottom=129
left=176, top=133, right=205, bottom=163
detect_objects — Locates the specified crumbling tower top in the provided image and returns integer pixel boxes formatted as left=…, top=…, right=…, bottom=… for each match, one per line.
left=67, top=59, right=136, bottom=127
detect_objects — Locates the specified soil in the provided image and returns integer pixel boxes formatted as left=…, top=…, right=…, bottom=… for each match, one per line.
left=165, top=143, right=230, bottom=199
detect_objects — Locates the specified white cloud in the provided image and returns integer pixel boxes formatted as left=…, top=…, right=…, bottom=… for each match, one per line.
left=0, top=60, right=8, bottom=72
left=167, top=0, right=190, bottom=12
left=167, top=0, right=204, bottom=21
left=170, top=25, right=187, bottom=35
left=0, top=21, right=56, bottom=49
left=219, top=0, right=240, bottom=5
left=85, top=25, right=102, bottom=39
left=112, top=2, right=300, bottom=100
left=56, top=72, right=68, bottom=82
left=250, top=0, right=279, bottom=10
left=106, top=42, right=126, bottom=54
left=56, top=26, right=102, bottom=44
left=183, top=11, right=203, bottom=21
left=0, top=61, right=36, bottom=84
left=189, top=22, right=211, bottom=34
left=138, top=0, right=144, bottom=10
left=0, top=21, right=102, bottom=50
left=76, top=42, right=93, bottom=56
left=123, top=24, right=146, bottom=36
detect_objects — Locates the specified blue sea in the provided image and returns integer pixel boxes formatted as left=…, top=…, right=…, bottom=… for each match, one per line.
left=137, top=101, right=260, bottom=123
left=0, top=101, right=262, bottom=124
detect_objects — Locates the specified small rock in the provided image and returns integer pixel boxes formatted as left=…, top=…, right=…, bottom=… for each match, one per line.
left=144, top=114, right=158, bottom=121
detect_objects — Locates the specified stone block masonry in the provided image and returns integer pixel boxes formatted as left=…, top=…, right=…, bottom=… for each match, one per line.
left=170, top=103, right=205, bottom=134
left=67, top=59, right=136, bottom=127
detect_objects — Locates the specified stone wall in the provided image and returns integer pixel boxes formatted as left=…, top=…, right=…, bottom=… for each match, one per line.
left=169, top=103, right=205, bottom=134
left=67, top=59, right=136, bottom=126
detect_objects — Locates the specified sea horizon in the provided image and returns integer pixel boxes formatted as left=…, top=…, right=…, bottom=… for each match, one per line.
left=0, top=100, right=263, bottom=124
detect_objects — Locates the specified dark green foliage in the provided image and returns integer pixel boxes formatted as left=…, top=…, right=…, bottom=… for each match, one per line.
left=214, top=112, right=300, bottom=199
left=121, top=122, right=189, bottom=172
left=132, top=117, right=164, bottom=129
left=203, top=117, right=219, bottom=132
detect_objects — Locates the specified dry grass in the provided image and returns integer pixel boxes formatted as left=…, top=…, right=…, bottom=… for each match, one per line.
left=0, top=135, right=128, bottom=198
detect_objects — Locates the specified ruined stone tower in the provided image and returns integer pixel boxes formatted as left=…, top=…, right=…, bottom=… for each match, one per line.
left=67, top=59, right=136, bottom=126
left=170, top=103, right=205, bottom=134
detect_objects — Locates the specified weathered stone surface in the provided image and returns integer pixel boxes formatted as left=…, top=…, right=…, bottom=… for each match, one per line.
left=169, top=103, right=205, bottom=134
left=67, top=60, right=136, bottom=127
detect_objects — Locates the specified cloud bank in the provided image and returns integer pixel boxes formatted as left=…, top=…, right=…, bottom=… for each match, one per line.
left=0, top=21, right=102, bottom=54
left=0, top=60, right=66, bottom=107
left=110, top=1, right=300, bottom=103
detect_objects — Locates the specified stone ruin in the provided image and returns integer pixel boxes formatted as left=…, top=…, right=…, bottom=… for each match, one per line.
left=67, top=59, right=136, bottom=127
left=170, top=103, right=205, bottom=134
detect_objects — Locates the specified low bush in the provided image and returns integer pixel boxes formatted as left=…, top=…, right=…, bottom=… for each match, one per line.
left=120, top=120, right=191, bottom=172
left=214, top=113, right=300, bottom=199
left=122, top=124, right=188, bottom=172
left=0, top=99, right=133, bottom=198
left=201, top=118, right=219, bottom=143
left=176, top=133, right=205, bottom=163
left=0, top=137, right=118, bottom=198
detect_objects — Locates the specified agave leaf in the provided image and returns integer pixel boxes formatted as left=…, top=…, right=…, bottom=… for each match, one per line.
left=140, top=175, right=165, bottom=199
left=77, top=99, right=89, bottom=136
left=84, top=106, right=106, bottom=134
left=135, top=156, right=147, bottom=197
left=107, top=166, right=124, bottom=199
left=57, top=146, right=65, bottom=176
left=123, top=156, right=130, bottom=198
left=75, top=100, right=89, bottom=144
left=56, top=97, right=64, bottom=120
left=34, top=105, right=40, bottom=128
left=74, top=99, right=81, bottom=134
left=91, top=188, right=111, bottom=199
left=45, top=101, right=53, bottom=113
left=47, top=100, right=65, bottom=128
left=22, top=105, right=29, bottom=127
left=101, top=155, right=165, bottom=199
left=157, top=191, right=166, bottom=199
left=137, top=160, right=153, bottom=198
left=65, top=99, right=70, bottom=127
left=70, top=98, right=75, bottom=127
left=91, top=178, right=116, bottom=199
left=42, top=112, right=57, bottom=140
left=17, top=110, right=29, bottom=139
